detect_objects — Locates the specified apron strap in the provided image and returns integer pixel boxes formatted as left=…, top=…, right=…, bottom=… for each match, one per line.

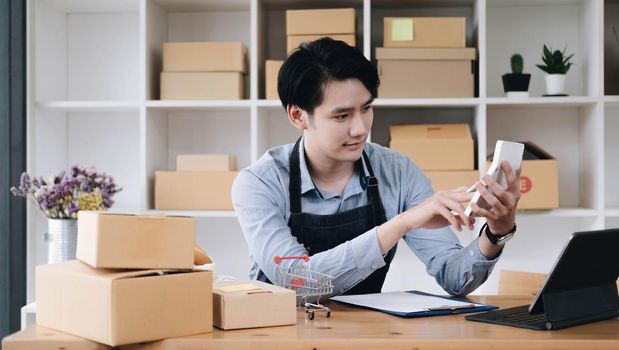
left=362, top=150, right=387, bottom=226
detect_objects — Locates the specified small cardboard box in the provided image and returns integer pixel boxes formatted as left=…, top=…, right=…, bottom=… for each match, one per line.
left=155, top=171, right=238, bottom=210
left=161, top=72, right=243, bottom=100
left=265, top=60, right=283, bottom=100
left=213, top=281, right=297, bottom=330
left=286, top=8, right=355, bottom=35
left=287, top=34, right=356, bottom=54
left=488, top=142, right=558, bottom=210
left=375, top=47, right=476, bottom=60
left=378, top=60, right=474, bottom=98
left=383, top=17, right=466, bottom=48
left=36, top=260, right=213, bottom=346
left=76, top=211, right=196, bottom=269
left=163, top=42, right=247, bottom=73
left=425, top=170, right=479, bottom=192
left=177, top=154, right=237, bottom=171
left=389, top=124, right=474, bottom=171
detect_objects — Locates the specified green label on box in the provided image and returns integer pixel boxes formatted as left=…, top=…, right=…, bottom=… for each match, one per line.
left=391, top=18, right=414, bottom=41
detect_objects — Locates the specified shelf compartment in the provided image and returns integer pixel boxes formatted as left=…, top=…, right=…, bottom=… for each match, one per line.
left=486, top=104, right=601, bottom=209
left=486, top=0, right=599, bottom=97
left=33, top=0, right=140, bottom=101
left=145, top=0, right=251, bottom=101
left=604, top=105, right=619, bottom=208
left=605, top=0, right=619, bottom=95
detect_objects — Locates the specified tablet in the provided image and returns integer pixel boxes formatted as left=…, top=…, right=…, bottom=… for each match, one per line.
left=463, top=140, right=524, bottom=217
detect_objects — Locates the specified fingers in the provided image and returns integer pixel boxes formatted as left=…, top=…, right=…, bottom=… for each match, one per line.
left=501, top=161, right=521, bottom=194
left=475, top=180, right=509, bottom=218
left=436, top=193, right=475, bottom=230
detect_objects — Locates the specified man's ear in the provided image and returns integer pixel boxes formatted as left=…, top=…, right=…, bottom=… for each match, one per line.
left=287, top=105, right=309, bottom=130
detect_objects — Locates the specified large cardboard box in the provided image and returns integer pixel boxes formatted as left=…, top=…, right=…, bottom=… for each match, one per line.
left=286, top=8, right=355, bottom=35
left=36, top=260, right=213, bottom=346
left=160, top=72, right=243, bottom=100
left=155, top=171, right=238, bottom=210
left=177, top=154, right=237, bottom=171
left=378, top=60, right=474, bottom=98
left=488, top=142, right=558, bottom=210
left=375, top=47, right=476, bottom=60
left=163, top=42, right=247, bottom=73
left=265, top=60, right=283, bottom=100
left=287, top=34, right=356, bottom=54
left=425, top=170, right=479, bottom=192
left=213, top=281, right=297, bottom=330
left=383, top=17, right=466, bottom=48
left=76, top=211, right=196, bottom=269
left=389, top=124, right=474, bottom=171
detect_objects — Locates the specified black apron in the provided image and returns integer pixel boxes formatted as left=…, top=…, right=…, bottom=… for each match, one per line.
left=258, top=138, right=396, bottom=295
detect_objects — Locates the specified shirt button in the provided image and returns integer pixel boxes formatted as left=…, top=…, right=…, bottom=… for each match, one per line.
left=371, top=265, right=378, bottom=270
left=469, top=250, right=474, bottom=257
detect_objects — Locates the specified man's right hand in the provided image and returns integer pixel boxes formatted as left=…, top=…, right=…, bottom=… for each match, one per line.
left=401, top=186, right=475, bottom=232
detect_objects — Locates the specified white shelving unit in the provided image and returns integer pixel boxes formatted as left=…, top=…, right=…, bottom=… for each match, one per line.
left=25, top=0, right=618, bottom=302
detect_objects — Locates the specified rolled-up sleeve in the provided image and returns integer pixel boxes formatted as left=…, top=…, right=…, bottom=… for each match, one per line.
left=231, top=168, right=386, bottom=296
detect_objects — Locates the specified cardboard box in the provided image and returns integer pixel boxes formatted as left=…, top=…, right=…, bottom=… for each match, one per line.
left=377, top=59, right=474, bottom=98
left=287, top=34, right=356, bottom=54
left=286, top=8, right=355, bottom=35
left=425, top=170, right=479, bottom=192
left=163, top=42, right=247, bottom=73
left=161, top=72, right=243, bottom=100
left=36, top=260, right=213, bottom=346
left=213, top=281, right=297, bottom=330
left=389, top=124, right=474, bottom=171
left=488, top=142, right=558, bottom=210
left=76, top=211, right=196, bottom=269
left=177, top=154, right=237, bottom=171
left=383, top=17, right=466, bottom=48
left=265, top=60, right=283, bottom=100
left=155, top=171, right=238, bottom=210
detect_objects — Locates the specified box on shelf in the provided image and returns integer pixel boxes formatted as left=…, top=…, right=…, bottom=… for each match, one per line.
left=425, top=170, right=479, bottom=192
left=383, top=17, right=466, bottom=48
left=163, top=42, right=247, bottom=73
left=265, top=60, right=283, bottom=100
left=487, top=142, right=558, bottom=210
left=76, top=211, right=196, bottom=269
left=287, top=34, right=356, bottom=54
left=286, top=8, right=355, bottom=35
left=36, top=260, right=213, bottom=346
left=161, top=72, right=243, bottom=100
left=389, top=124, right=474, bottom=171
left=177, top=154, right=237, bottom=171
left=213, top=281, right=297, bottom=330
left=376, top=47, right=475, bottom=98
left=155, top=171, right=238, bottom=210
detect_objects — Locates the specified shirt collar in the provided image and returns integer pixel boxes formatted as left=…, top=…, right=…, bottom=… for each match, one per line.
left=297, top=137, right=371, bottom=197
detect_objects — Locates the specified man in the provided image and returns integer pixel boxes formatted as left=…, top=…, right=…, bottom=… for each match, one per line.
left=232, top=38, right=519, bottom=296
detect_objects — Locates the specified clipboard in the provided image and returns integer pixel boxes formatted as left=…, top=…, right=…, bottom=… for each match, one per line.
left=331, top=290, right=498, bottom=317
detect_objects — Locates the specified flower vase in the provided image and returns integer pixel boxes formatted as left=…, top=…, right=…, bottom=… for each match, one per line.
left=46, top=219, right=78, bottom=264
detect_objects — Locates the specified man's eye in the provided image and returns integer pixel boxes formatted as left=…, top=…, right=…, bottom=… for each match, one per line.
left=362, top=105, right=372, bottom=112
left=334, top=114, right=348, bottom=120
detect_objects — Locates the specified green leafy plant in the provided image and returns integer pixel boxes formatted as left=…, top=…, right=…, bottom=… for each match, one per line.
left=536, top=45, right=574, bottom=74
left=510, top=54, right=524, bottom=74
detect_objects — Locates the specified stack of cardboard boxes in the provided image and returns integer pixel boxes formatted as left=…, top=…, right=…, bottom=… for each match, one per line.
left=155, top=154, right=238, bottom=210
left=161, top=42, right=247, bottom=100
left=265, top=8, right=357, bottom=100
left=34, top=210, right=297, bottom=347
left=36, top=211, right=213, bottom=346
left=389, top=124, right=479, bottom=191
left=377, top=17, right=476, bottom=98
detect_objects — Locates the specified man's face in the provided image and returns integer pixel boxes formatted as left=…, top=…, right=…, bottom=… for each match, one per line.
left=303, top=78, right=373, bottom=164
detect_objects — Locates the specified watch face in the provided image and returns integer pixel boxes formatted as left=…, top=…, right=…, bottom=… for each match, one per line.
left=496, top=233, right=515, bottom=245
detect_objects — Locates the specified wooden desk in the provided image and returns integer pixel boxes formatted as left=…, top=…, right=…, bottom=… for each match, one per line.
left=3, top=296, right=619, bottom=350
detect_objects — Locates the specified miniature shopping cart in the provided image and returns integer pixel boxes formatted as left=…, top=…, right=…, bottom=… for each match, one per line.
left=274, top=254, right=334, bottom=319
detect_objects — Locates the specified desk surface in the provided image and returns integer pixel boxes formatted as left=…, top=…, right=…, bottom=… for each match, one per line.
left=3, top=296, right=619, bottom=350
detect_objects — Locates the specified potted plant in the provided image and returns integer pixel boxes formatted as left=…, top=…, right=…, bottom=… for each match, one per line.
left=502, top=53, right=531, bottom=97
left=536, top=44, right=574, bottom=96
left=10, top=165, right=121, bottom=263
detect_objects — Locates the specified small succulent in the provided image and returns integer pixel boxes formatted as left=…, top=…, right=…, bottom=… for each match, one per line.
left=536, top=45, right=574, bottom=75
left=511, top=54, right=524, bottom=74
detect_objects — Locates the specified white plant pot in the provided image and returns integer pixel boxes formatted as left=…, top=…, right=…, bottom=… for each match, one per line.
left=544, top=74, right=566, bottom=95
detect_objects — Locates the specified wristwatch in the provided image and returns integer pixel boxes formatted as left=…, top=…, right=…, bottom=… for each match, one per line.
left=480, top=222, right=517, bottom=245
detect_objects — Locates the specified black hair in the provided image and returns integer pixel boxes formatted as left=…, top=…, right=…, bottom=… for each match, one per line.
left=277, top=37, right=379, bottom=115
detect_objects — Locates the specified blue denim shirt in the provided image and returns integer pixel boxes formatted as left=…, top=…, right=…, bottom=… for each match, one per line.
left=231, top=139, right=500, bottom=296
